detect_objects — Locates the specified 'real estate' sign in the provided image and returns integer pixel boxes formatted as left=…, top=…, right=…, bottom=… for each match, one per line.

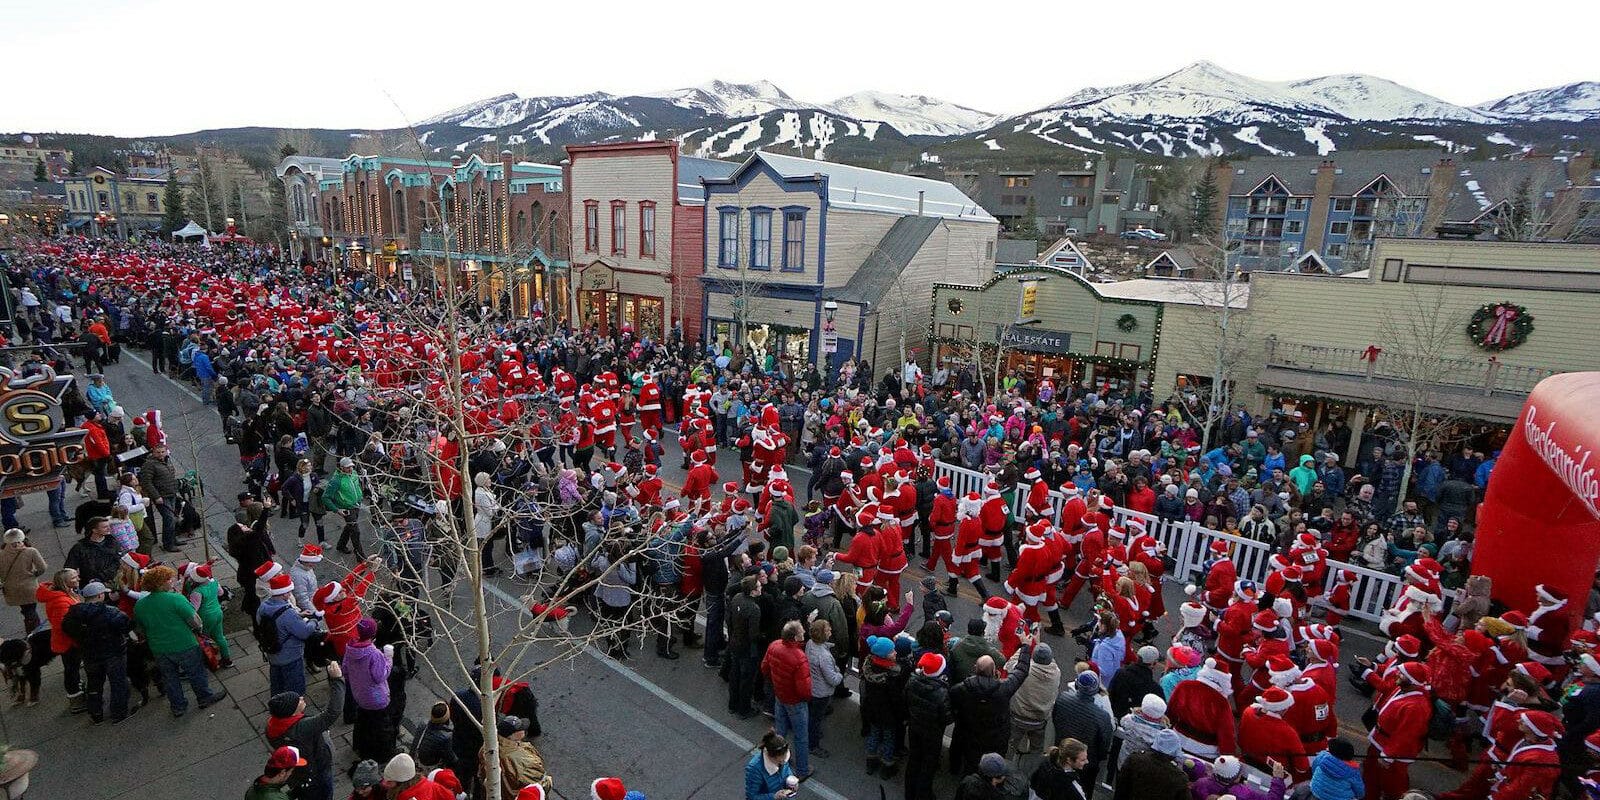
left=0, top=366, right=88, bottom=498
left=999, top=325, right=1073, bottom=355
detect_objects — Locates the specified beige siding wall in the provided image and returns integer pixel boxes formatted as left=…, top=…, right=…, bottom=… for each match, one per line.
left=569, top=153, right=674, bottom=276
left=705, top=173, right=822, bottom=280
left=1149, top=303, right=1263, bottom=403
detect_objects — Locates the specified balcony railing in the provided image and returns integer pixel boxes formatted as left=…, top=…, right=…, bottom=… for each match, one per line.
left=1264, top=336, right=1555, bottom=396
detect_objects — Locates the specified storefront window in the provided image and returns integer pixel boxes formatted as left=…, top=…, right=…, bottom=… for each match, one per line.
left=711, top=321, right=734, bottom=353
left=621, top=295, right=664, bottom=337
left=746, top=323, right=809, bottom=376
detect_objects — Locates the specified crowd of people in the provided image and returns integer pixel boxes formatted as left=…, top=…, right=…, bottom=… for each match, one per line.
left=2, top=234, right=1597, bottom=800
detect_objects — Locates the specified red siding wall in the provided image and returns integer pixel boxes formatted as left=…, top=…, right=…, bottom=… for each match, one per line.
left=671, top=205, right=706, bottom=344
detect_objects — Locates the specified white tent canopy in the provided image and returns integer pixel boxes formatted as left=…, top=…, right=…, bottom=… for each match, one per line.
left=171, top=221, right=208, bottom=240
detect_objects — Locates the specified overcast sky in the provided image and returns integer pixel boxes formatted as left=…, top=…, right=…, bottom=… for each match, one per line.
left=4, top=0, right=1595, bottom=136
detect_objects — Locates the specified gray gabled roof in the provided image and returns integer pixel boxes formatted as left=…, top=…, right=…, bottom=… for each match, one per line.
left=831, top=215, right=942, bottom=306
left=750, top=151, right=996, bottom=223
left=677, top=155, right=737, bottom=205
left=995, top=239, right=1038, bottom=266
left=1225, top=151, right=1446, bottom=196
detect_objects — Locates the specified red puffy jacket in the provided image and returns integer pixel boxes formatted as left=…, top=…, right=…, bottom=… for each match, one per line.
left=760, top=639, right=812, bottom=705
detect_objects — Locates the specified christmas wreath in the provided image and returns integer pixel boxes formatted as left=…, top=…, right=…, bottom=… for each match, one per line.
left=1466, top=301, right=1533, bottom=351
left=1116, top=313, right=1139, bottom=332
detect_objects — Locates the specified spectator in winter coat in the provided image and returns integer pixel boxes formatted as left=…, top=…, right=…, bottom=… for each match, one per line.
left=257, top=575, right=321, bottom=696
left=804, top=619, right=844, bottom=756
left=266, top=662, right=345, bottom=800
left=1183, top=754, right=1288, bottom=800
left=1112, top=729, right=1189, bottom=800
left=1009, top=643, right=1063, bottom=757
left=1108, top=646, right=1164, bottom=720
left=1052, top=670, right=1114, bottom=796
left=948, top=619, right=1004, bottom=684
left=62, top=581, right=131, bottom=722
left=949, top=644, right=1035, bottom=778
left=1115, top=694, right=1171, bottom=770
left=1307, top=739, right=1365, bottom=800
left=903, top=651, right=954, bottom=800
left=344, top=617, right=396, bottom=763
left=414, top=702, right=457, bottom=772
left=761, top=620, right=814, bottom=779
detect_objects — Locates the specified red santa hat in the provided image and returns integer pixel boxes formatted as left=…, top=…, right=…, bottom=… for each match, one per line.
left=254, top=560, right=284, bottom=582
left=1299, top=623, right=1339, bottom=643
left=1393, top=634, right=1423, bottom=659
left=1060, top=482, right=1079, bottom=497
left=1521, top=710, right=1563, bottom=740
left=267, top=574, right=294, bottom=596
left=1179, top=602, right=1207, bottom=628
left=1336, top=569, right=1356, bottom=584
left=984, top=481, right=1000, bottom=497
left=1209, top=540, right=1231, bottom=556
left=1022, top=466, right=1041, bottom=480
left=313, top=581, right=344, bottom=605
left=122, top=551, right=152, bottom=571
left=1536, top=584, right=1568, bottom=606
left=1403, top=562, right=1437, bottom=585
left=298, top=544, right=324, bottom=563
left=1252, top=609, right=1280, bottom=632
left=1166, top=645, right=1202, bottom=668
left=1515, top=661, right=1553, bottom=684
left=731, top=498, right=751, bottom=514
left=829, top=446, right=842, bottom=458
left=936, top=475, right=951, bottom=490
left=1396, top=661, right=1431, bottom=687
left=690, top=449, right=707, bottom=465
left=643, top=464, right=658, bottom=476
left=1256, top=686, right=1295, bottom=715
left=427, top=769, right=465, bottom=798
left=722, top=481, right=739, bottom=495
left=1024, top=520, right=1049, bottom=543
left=184, top=562, right=213, bottom=583
left=854, top=505, right=879, bottom=529
left=982, top=596, right=1011, bottom=620
left=1309, top=638, right=1340, bottom=664
left=1267, top=656, right=1301, bottom=686
left=1124, top=519, right=1147, bottom=535
left=1107, top=527, right=1127, bottom=542
left=1402, top=583, right=1439, bottom=606
left=1500, top=610, right=1529, bottom=630
left=1098, top=496, right=1113, bottom=510
left=1268, top=554, right=1290, bottom=572
left=606, top=462, right=626, bottom=479
left=1281, top=565, right=1303, bottom=583
left=590, top=777, right=626, bottom=800
left=761, top=405, right=780, bottom=429
left=1197, top=658, right=1232, bottom=695
left=860, top=456, right=875, bottom=469
left=916, top=652, right=947, bottom=678
left=1296, top=532, right=1319, bottom=549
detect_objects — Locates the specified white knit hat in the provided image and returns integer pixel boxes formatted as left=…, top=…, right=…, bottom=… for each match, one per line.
left=1140, top=693, right=1167, bottom=718
left=383, top=753, right=416, bottom=782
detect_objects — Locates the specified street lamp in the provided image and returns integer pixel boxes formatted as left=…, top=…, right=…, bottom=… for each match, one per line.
left=823, top=299, right=837, bottom=321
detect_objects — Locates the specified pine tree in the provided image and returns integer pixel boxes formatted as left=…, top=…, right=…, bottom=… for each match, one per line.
left=1190, top=165, right=1220, bottom=240
left=161, top=173, right=185, bottom=234
left=33, top=159, right=46, bottom=182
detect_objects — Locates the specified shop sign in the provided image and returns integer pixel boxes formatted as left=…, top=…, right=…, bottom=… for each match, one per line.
left=0, top=366, right=87, bottom=498
left=1017, top=279, right=1039, bottom=323
left=821, top=319, right=838, bottom=354
left=1000, top=325, right=1072, bottom=355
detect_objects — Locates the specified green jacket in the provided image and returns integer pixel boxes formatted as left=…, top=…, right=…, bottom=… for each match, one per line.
left=323, top=470, right=362, bottom=511
left=947, top=634, right=1003, bottom=685
left=765, top=499, right=800, bottom=553
left=243, top=782, right=292, bottom=800
left=1289, top=454, right=1319, bottom=496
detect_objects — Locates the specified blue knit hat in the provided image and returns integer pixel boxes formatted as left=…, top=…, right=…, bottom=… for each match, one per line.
left=868, top=636, right=895, bottom=659
left=1075, top=671, right=1101, bottom=694
left=894, top=633, right=916, bottom=656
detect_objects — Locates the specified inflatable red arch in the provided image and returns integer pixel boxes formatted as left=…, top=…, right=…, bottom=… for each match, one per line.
left=1475, top=372, right=1600, bottom=624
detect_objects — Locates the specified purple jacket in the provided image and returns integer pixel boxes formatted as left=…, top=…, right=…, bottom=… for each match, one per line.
left=342, top=640, right=392, bottom=711
left=1183, top=759, right=1286, bottom=800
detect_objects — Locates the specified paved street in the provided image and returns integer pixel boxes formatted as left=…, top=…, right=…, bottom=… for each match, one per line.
left=3, top=350, right=1463, bottom=799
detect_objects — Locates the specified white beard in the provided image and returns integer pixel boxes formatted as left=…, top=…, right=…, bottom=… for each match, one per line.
left=983, top=611, right=1003, bottom=641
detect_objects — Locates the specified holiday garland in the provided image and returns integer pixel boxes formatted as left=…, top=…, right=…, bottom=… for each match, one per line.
left=1466, top=302, right=1534, bottom=351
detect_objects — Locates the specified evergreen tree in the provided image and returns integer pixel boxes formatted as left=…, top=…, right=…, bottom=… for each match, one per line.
left=225, top=183, right=245, bottom=225
left=1011, top=198, right=1040, bottom=239
left=33, top=159, right=46, bottom=182
left=160, top=172, right=185, bottom=234
left=1190, top=165, right=1220, bottom=240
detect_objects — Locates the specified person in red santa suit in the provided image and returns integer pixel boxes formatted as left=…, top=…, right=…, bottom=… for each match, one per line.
left=1005, top=520, right=1054, bottom=624
left=1486, top=710, right=1564, bottom=800
left=1216, top=580, right=1262, bottom=697
left=1201, top=539, right=1236, bottom=614
left=1022, top=467, right=1051, bottom=519
left=1305, top=636, right=1344, bottom=700
left=830, top=473, right=860, bottom=547
left=952, top=492, right=988, bottom=599
left=978, top=481, right=1009, bottom=583
left=1288, top=532, right=1329, bottom=597
left=1240, top=609, right=1290, bottom=707
left=871, top=503, right=908, bottom=607
left=1362, top=661, right=1433, bottom=800
left=637, top=374, right=662, bottom=438
left=590, top=393, right=618, bottom=458
left=980, top=596, right=1026, bottom=664
left=1082, top=493, right=1114, bottom=534
left=1378, top=579, right=1439, bottom=648
left=1059, top=516, right=1107, bottom=613
left=1441, top=660, right=1553, bottom=800
left=627, top=464, right=664, bottom=508
left=1168, top=658, right=1238, bottom=757
left=551, top=367, right=577, bottom=398
left=1280, top=654, right=1338, bottom=761
left=836, top=505, right=881, bottom=595
left=1316, top=569, right=1355, bottom=627
left=313, top=579, right=362, bottom=659
left=890, top=470, right=918, bottom=552
left=679, top=450, right=716, bottom=513
left=1239, top=685, right=1309, bottom=780
left=1526, top=583, right=1574, bottom=682
left=1057, top=482, right=1087, bottom=534
left=927, top=476, right=958, bottom=591
left=1353, top=633, right=1423, bottom=702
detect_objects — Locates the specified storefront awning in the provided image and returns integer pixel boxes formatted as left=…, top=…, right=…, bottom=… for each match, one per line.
left=1255, top=366, right=1525, bottom=423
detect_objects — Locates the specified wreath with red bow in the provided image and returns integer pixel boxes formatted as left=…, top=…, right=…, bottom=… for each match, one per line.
left=1466, top=302, right=1533, bottom=351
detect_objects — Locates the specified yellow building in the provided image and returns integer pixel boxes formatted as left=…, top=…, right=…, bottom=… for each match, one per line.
left=62, top=167, right=173, bottom=237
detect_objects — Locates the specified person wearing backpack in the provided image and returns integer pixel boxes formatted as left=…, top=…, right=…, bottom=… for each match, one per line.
left=257, top=573, right=322, bottom=696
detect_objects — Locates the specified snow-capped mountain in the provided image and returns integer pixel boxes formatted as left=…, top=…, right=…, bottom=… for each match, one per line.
left=959, top=61, right=1589, bottom=159
left=828, top=91, right=993, bottom=137
left=1476, top=81, right=1600, bottom=121
left=644, top=80, right=812, bottom=119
